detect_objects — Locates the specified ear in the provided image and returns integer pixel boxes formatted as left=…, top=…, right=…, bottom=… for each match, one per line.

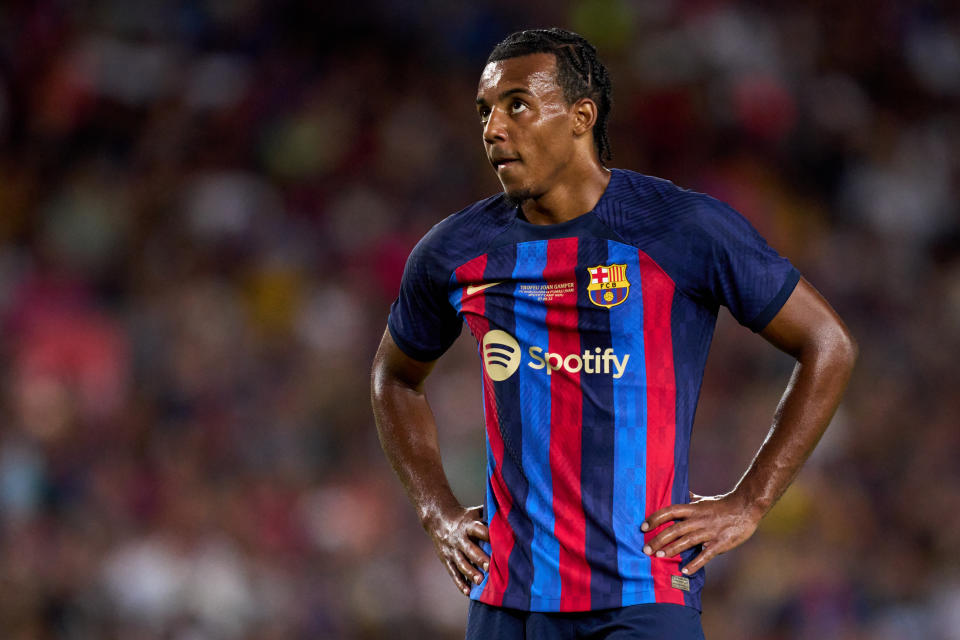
left=571, top=97, right=598, bottom=137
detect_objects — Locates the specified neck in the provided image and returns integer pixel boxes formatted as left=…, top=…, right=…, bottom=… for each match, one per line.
left=519, top=161, right=611, bottom=225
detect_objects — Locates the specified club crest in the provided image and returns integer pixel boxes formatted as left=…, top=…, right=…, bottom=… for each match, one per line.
left=587, top=264, right=629, bottom=308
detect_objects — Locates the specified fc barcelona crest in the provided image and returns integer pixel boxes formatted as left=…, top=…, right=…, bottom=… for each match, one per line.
left=587, top=264, right=629, bottom=308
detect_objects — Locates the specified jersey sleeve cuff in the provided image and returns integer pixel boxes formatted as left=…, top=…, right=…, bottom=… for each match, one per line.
left=387, top=317, right=453, bottom=362
left=745, top=268, right=801, bottom=333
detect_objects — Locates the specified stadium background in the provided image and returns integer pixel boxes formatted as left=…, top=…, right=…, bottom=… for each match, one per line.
left=0, top=1, right=958, bottom=638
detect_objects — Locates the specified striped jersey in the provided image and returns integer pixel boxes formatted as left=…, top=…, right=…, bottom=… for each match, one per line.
left=387, top=169, right=799, bottom=612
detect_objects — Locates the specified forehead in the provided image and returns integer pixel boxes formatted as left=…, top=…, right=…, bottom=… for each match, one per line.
left=477, top=53, right=561, bottom=101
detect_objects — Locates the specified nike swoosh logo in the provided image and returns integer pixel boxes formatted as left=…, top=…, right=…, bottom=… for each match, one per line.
left=466, top=282, right=502, bottom=296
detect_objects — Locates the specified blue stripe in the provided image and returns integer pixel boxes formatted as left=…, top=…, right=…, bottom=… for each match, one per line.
left=511, top=240, right=561, bottom=609
left=448, top=271, right=464, bottom=315
left=607, top=241, right=655, bottom=605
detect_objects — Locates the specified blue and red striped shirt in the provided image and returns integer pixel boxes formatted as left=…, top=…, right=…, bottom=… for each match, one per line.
left=388, top=169, right=799, bottom=612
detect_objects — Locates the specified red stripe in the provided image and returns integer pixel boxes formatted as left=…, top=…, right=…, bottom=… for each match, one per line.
left=544, top=238, right=591, bottom=610
left=456, top=255, right=488, bottom=320
left=637, top=249, right=685, bottom=605
left=455, top=257, right=513, bottom=606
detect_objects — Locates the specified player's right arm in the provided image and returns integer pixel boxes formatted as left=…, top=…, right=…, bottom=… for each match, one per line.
left=370, top=328, right=489, bottom=596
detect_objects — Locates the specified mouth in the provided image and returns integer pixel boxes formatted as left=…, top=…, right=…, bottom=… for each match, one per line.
left=491, top=156, right=520, bottom=171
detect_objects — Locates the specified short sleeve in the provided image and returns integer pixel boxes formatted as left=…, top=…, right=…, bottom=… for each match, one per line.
left=387, top=235, right=462, bottom=361
left=686, top=198, right=800, bottom=332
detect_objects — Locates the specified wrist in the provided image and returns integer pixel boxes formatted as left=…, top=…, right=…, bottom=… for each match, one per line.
left=418, top=497, right=462, bottom=532
left=727, top=486, right=771, bottom=523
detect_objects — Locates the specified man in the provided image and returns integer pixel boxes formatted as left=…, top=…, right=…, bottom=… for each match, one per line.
left=371, top=28, right=856, bottom=639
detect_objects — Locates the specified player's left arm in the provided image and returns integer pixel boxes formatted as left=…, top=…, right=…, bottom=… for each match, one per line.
left=641, top=277, right=857, bottom=574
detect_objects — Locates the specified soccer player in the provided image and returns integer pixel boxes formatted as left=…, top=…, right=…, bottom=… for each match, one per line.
left=371, top=28, right=856, bottom=639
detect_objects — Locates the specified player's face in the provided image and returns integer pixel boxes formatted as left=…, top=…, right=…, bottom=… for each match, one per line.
left=476, top=54, right=576, bottom=201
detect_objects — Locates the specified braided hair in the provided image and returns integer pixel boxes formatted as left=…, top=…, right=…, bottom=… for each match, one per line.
left=487, top=28, right=613, bottom=163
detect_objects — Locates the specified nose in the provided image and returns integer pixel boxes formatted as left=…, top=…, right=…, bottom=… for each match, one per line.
left=483, top=107, right=507, bottom=145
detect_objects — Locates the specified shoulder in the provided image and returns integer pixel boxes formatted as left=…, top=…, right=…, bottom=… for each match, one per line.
left=423, top=192, right=515, bottom=248
left=600, top=169, right=782, bottom=304
left=405, top=192, right=516, bottom=278
left=602, top=168, right=739, bottom=241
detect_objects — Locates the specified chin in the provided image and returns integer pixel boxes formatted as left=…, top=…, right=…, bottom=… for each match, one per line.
left=504, top=188, right=532, bottom=205
left=500, top=179, right=536, bottom=204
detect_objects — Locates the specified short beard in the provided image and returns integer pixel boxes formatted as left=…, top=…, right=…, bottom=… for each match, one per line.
left=502, top=186, right=539, bottom=208
left=503, top=192, right=528, bottom=208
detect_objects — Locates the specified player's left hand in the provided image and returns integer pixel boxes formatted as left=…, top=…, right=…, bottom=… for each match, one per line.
left=640, top=491, right=764, bottom=575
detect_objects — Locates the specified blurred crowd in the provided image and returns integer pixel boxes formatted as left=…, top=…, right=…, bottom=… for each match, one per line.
left=0, top=0, right=958, bottom=638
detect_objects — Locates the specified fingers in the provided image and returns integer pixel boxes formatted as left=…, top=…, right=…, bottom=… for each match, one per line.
left=642, top=501, right=714, bottom=561
left=453, top=548, right=485, bottom=589
left=641, top=504, right=695, bottom=532
left=435, top=510, right=491, bottom=597
left=445, top=542, right=487, bottom=596
left=680, top=542, right=721, bottom=575
left=441, top=533, right=490, bottom=597
left=464, top=518, right=491, bottom=569
left=443, top=557, right=471, bottom=596
left=640, top=493, right=759, bottom=574
left=660, top=531, right=710, bottom=559
left=642, top=519, right=697, bottom=556
left=462, top=537, right=490, bottom=572
left=467, top=520, right=490, bottom=542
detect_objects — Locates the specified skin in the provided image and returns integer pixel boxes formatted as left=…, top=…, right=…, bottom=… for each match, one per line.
left=475, top=52, right=610, bottom=224
left=371, top=329, right=489, bottom=595
left=370, top=52, right=858, bottom=597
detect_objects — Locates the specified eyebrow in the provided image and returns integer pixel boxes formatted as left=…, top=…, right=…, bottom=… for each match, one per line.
left=476, top=87, right=533, bottom=105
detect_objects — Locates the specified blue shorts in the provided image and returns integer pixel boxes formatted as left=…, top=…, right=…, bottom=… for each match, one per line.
left=466, top=600, right=706, bottom=639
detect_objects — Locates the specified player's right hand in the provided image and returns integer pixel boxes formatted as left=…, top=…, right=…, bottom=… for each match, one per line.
left=424, top=504, right=490, bottom=596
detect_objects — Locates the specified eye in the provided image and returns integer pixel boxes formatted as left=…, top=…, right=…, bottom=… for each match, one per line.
left=510, top=100, right=527, bottom=115
left=478, top=106, right=490, bottom=124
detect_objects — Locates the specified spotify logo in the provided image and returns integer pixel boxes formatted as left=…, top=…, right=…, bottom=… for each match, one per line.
left=480, top=330, right=631, bottom=382
left=481, top=330, right=522, bottom=381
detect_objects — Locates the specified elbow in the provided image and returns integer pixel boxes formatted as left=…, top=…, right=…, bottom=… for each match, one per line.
left=798, top=318, right=858, bottom=376
left=370, top=358, right=392, bottom=408
left=815, top=321, right=858, bottom=378
left=835, top=324, right=858, bottom=373
left=370, top=353, right=389, bottom=407
left=370, top=328, right=434, bottom=403
left=370, top=349, right=425, bottom=408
